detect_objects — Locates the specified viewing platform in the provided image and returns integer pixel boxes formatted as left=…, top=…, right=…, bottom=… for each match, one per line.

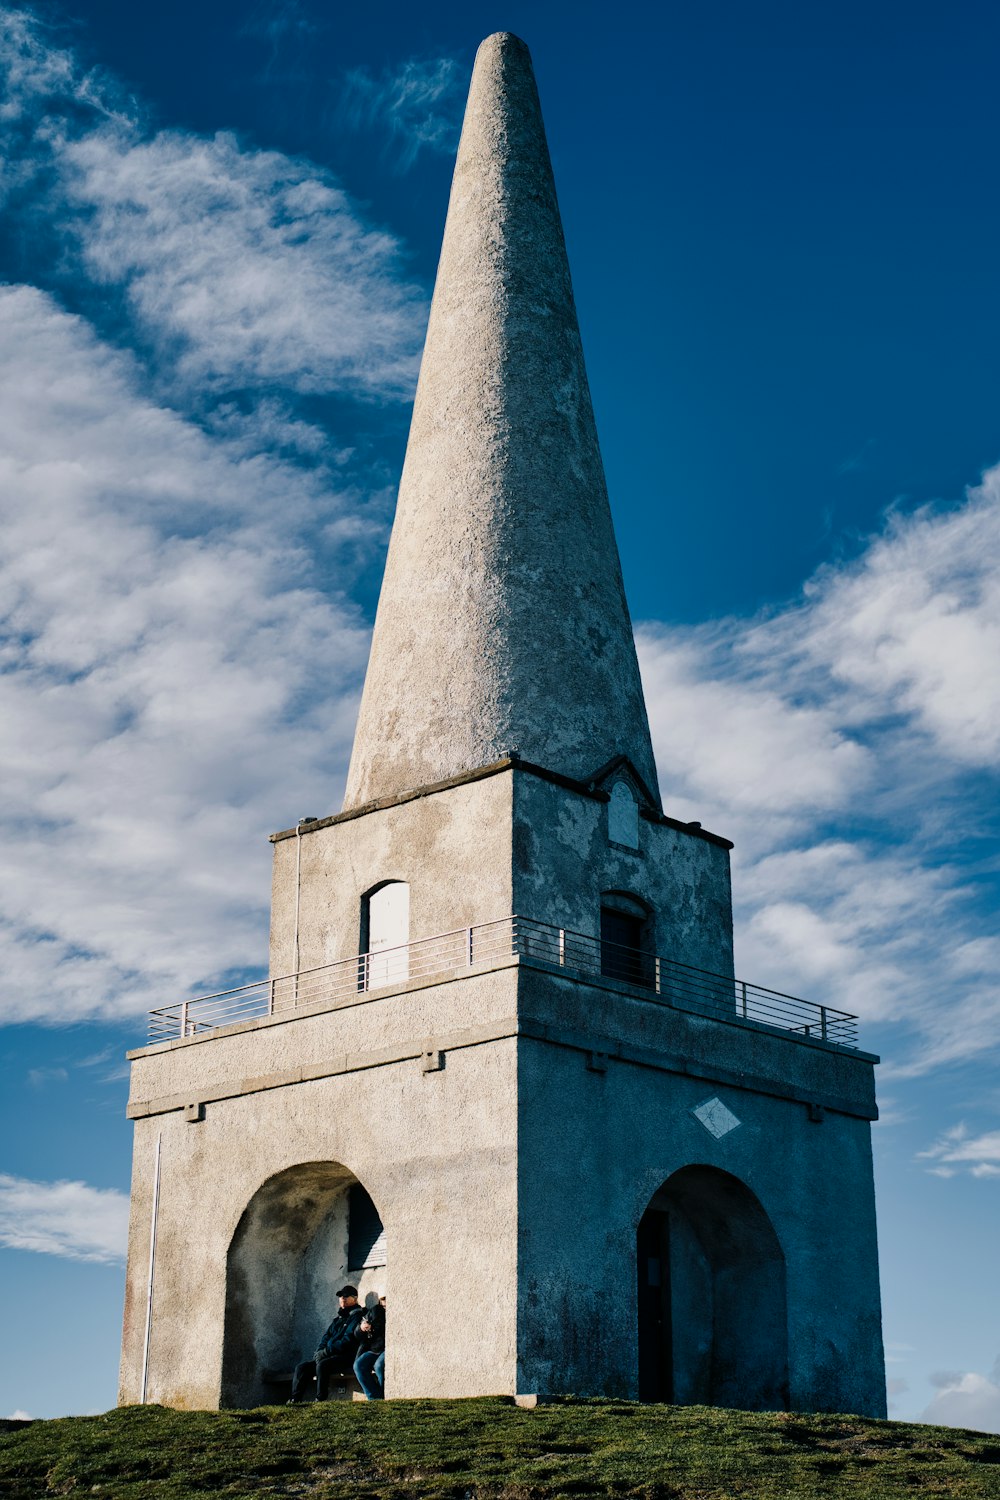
left=147, top=915, right=860, bottom=1051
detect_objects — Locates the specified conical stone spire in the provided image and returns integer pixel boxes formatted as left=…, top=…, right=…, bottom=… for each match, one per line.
left=344, top=32, right=660, bottom=810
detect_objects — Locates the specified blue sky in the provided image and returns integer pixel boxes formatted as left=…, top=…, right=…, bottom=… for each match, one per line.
left=0, top=0, right=998, bottom=1428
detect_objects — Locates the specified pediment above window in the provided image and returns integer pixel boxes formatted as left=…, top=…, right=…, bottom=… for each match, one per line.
left=587, top=755, right=660, bottom=815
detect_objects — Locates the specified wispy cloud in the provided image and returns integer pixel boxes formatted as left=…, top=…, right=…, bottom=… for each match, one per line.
left=241, top=0, right=319, bottom=49
left=26, top=1067, right=68, bottom=1088
left=638, top=469, right=1000, bottom=1076
left=0, top=8, right=426, bottom=408
left=338, top=56, right=463, bottom=171
left=0, top=1173, right=129, bottom=1263
left=918, top=1124, right=1000, bottom=1176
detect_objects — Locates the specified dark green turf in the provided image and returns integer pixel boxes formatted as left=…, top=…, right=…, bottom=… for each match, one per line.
left=2, top=1398, right=1000, bottom=1498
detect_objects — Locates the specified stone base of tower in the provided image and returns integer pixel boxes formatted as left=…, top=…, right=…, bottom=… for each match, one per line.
left=120, top=954, right=884, bottom=1416
left=514, top=967, right=885, bottom=1416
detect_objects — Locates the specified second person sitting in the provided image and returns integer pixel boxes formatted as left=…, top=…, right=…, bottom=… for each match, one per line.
left=354, top=1294, right=386, bottom=1400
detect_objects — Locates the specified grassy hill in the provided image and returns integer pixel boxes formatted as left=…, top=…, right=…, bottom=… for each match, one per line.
left=2, top=1398, right=1000, bottom=1499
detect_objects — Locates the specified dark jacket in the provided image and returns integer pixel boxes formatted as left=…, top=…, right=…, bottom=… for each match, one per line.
left=357, top=1303, right=385, bottom=1355
left=316, top=1305, right=364, bottom=1360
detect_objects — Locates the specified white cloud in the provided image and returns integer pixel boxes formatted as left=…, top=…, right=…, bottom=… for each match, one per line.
left=636, top=635, right=871, bottom=833
left=0, top=7, right=426, bottom=405
left=0, top=1173, right=129, bottom=1263
left=0, top=11, right=432, bottom=1028
left=638, top=469, right=1000, bottom=1076
left=62, top=126, right=425, bottom=400
left=0, top=9, right=100, bottom=126
left=4, top=1410, right=33, bottom=1421
left=798, top=487, right=1000, bottom=767
left=921, top=1371, right=1000, bottom=1434
left=0, top=284, right=377, bottom=1023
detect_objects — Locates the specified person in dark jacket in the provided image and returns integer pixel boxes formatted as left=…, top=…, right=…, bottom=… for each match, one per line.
left=353, top=1295, right=386, bottom=1400
left=288, top=1286, right=364, bottom=1402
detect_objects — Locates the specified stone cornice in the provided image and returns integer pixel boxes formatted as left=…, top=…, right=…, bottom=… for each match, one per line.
left=270, top=755, right=733, bottom=850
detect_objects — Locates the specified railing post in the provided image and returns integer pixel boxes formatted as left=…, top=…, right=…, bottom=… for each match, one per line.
left=740, top=981, right=748, bottom=1019
left=655, top=956, right=661, bottom=996
left=180, top=1001, right=188, bottom=1038
left=558, top=928, right=565, bottom=966
left=820, top=1007, right=828, bottom=1042
left=269, top=979, right=275, bottom=1017
left=467, top=926, right=474, bottom=967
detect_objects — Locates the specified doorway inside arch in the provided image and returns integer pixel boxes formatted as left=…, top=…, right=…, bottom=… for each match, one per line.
left=221, top=1162, right=386, bottom=1406
left=637, top=1166, right=788, bottom=1409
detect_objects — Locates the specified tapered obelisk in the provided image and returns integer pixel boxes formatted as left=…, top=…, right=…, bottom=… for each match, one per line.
left=120, top=32, right=883, bottom=1420
left=345, top=32, right=659, bottom=809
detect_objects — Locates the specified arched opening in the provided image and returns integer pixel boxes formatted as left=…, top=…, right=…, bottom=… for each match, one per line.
left=361, top=880, right=410, bottom=989
left=221, top=1162, right=387, bottom=1407
left=600, top=890, right=654, bottom=988
left=637, top=1165, right=788, bottom=1410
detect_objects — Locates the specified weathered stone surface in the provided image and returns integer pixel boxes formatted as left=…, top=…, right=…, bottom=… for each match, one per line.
left=120, top=32, right=884, bottom=1420
left=344, top=32, right=658, bottom=809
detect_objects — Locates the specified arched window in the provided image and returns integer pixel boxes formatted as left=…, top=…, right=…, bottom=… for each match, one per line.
left=600, top=891, right=654, bottom=987
left=608, top=781, right=639, bottom=849
left=362, top=880, right=410, bottom=989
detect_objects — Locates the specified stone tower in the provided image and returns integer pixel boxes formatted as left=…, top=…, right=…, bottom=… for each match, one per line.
left=119, top=33, right=886, bottom=1416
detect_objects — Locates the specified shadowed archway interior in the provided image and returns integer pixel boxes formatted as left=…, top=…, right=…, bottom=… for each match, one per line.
left=637, top=1165, right=788, bottom=1410
left=221, top=1161, right=385, bottom=1407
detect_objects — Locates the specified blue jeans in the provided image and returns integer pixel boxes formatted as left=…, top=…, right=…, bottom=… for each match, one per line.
left=354, top=1348, right=385, bottom=1400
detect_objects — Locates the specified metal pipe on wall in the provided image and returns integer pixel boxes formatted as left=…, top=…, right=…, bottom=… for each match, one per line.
left=140, top=1132, right=162, bottom=1405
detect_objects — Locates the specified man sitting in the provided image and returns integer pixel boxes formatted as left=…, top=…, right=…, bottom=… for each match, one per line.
left=288, top=1285, right=365, bottom=1402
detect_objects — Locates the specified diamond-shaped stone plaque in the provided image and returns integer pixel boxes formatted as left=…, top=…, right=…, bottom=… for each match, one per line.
left=692, top=1096, right=741, bottom=1139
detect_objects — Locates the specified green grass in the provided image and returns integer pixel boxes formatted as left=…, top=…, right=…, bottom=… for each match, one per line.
left=2, top=1399, right=1000, bottom=1499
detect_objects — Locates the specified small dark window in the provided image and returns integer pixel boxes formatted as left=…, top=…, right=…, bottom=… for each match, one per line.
left=601, top=906, right=653, bottom=987
left=347, top=1183, right=386, bottom=1269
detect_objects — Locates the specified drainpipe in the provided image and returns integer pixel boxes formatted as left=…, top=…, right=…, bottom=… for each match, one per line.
left=293, top=817, right=316, bottom=1004
left=140, top=1132, right=162, bottom=1405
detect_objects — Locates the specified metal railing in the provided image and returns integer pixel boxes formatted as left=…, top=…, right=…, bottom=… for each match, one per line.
left=147, top=914, right=859, bottom=1049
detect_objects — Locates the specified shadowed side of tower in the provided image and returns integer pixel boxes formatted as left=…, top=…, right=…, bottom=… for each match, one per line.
left=344, top=32, right=659, bottom=810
